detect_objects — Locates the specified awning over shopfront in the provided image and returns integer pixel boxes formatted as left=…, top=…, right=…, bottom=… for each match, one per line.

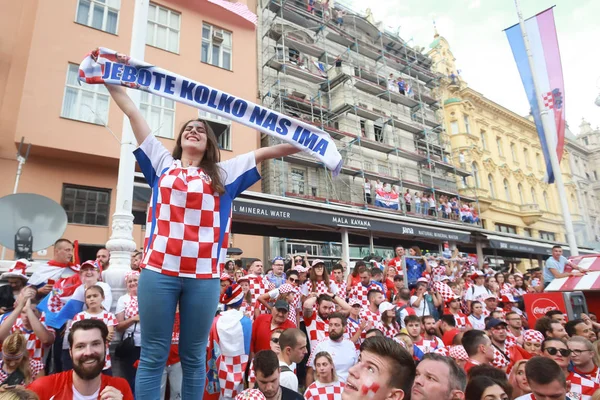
left=485, top=234, right=597, bottom=258
left=232, top=195, right=472, bottom=243
left=545, top=254, right=600, bottom=292
left=486, top=234, right=566, bottom=257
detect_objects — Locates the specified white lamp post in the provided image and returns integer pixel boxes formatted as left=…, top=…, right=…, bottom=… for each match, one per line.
left=104, top=0, right=150, bottom=310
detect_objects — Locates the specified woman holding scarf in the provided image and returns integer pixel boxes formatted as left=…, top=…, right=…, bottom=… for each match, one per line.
left=106, top=84, right=300, bottom=399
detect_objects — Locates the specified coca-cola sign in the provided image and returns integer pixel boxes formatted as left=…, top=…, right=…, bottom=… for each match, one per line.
left=531, top=298, right=560, bottom=319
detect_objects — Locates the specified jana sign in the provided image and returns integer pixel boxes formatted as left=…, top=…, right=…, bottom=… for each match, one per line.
left=232, top=199, right=471, bottom=242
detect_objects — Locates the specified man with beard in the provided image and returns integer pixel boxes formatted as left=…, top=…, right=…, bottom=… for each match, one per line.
left=411, top=315, right=444, bottom=354
left=306, top=313, right=357, bottom=385
left=96, top=248, right=110, bottom=271
left=29, top=319, right=132, bottom=399
left=303, top=294, right=351, bottom=352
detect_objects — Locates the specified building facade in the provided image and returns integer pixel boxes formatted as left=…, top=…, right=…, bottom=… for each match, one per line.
left=566, top=119, right=600, bottom=249
left=429, top=32, right=590, bottom=267
left=0, top=0, right=262, bottom=261
left=255, top=0, right=487, bottom=263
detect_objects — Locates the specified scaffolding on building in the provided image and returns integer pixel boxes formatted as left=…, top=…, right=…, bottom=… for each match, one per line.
left=258, top=0, right=480, bottom=227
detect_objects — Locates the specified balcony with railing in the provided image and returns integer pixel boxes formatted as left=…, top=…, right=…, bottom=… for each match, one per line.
left=520, top=203, right=543, bottom=225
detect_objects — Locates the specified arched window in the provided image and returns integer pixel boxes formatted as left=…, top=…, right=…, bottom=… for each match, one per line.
left=543, top=191, right=550, bottom=211
left=518, top=183, right=524, bottom=204
left=531, top=187, right=537, bottom=204
left=472, top=162, right=480, bottom=188
left=488, top=174, right=496, bottom=198
left=504, top=179, right=511, bottom=202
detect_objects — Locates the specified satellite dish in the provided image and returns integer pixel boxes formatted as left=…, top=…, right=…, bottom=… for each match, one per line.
left=0, top=194, right=68, bottom=257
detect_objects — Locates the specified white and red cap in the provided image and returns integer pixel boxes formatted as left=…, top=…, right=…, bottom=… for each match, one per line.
left=80, top=260, right=101, bottom=270
left=348, top=298, right=362, bottom=307
left=310, top=259, right=325, bottom=268
left=220, top=272, right=233, bottom=282
left=292, top=265, right=309, bottom=273
left=378, top=301, right=395, bottom=314
left=500, top=294, right=517, bottom=303
left=449, top=345, right=469, bottom=361
left=235, top=389, right=266, bottom=400
left=125, top=270, right=140, bottom=282
left=470, top=271, right=485, bottom=280
left=278, top=283, right=295, bottom=294
left=523, top=329, right=544, bottom=344
left=236, top=275, right=250, bottom=283
left=416, top=277, right=429, bottom=283
left=1, top=259, right=30, bottom=281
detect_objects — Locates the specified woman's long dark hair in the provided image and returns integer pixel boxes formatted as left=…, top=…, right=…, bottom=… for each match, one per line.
left=172, top=119, right=225, bottom=194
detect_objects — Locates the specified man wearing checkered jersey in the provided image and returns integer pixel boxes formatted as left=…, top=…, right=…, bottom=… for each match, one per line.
left=106, top=84, right=301, bottom=399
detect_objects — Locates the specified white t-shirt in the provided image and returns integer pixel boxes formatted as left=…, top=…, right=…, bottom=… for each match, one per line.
left=279, top=359, right=298, bottom=392
left=410, top=295, right=431, bottom=316
left=73, top=386, right=100, bottom=400
left=308, top=339, right=357, bottom=382
left=464, top=285, right=490, bottom=301
left=116, top=294, right=141, bottom=346
left=468, top=314, right=486, bottom=331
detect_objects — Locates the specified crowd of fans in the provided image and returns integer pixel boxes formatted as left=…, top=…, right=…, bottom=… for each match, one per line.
left=0, top=240, right=597, bottom=400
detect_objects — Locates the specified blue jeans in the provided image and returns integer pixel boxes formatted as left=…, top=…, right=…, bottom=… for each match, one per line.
left=135, top=269, right=220, bottom=400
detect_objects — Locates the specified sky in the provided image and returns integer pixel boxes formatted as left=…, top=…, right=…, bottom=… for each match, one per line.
left=342, top=0, right=600, bottom=136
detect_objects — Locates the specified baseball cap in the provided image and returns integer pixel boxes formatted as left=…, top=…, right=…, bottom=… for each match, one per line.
left=481, top=292, right=498, bottom=301
left=500, top=294, right=516, bottom=303
left=349, top=298, right=362, bottom=307
left=274, top=300, right=289, bottom=312
left=378, top=301, right=395, bottom=314
left=311, top=259, right=325, bottom=268
left=485, top=318, right=508, bottom=330
left=470, top=271, right=485, bottom=280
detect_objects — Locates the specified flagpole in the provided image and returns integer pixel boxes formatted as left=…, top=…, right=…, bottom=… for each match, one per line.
left=513, top=0, right=579, bottom=256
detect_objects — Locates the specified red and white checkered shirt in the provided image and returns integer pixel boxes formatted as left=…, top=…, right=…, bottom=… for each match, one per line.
left=240, top=300, right=255, bottom=320
left=568, top=371, right=600, bottom=400
left=218, top=354, right=249, bottom=399
left=305, top=313, right=329, bottom=351
left=304, top=380, right=345, bottom=400
left=0, top=359, right=44, bottom=384
left=135, top=135, right=260, bottom=279
left=349, top=283, right=381, bottom=310
left=334, top=281, right=347, bottom=297
left=302, top=280, right=337, bottom=296
left=10, top=313, right=55, bottom=362
left=574, top=366, right=600, bottom=385
left=359, top=309, right=380, bottom=339
left=71, top=311, right=118, bottom=370
left=452, top=312, right=471, bottom=330
left=248, top=275, right=274, bottom=314
left=491, top=344, right=510, bottom=369
left=377, top=322, right=400, bottom=339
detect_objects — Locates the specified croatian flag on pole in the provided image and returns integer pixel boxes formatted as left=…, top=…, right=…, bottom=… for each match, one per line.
left=505, top=7, right=565, bottom=184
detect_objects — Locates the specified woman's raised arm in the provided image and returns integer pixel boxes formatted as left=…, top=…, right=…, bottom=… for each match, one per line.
left=105, top=84, right=151, bottom=145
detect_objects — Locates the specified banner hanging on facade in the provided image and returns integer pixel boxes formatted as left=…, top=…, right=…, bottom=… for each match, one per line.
left=79, top=48, right=343, bottom=175
left=505, top=7, right=566, bottom=183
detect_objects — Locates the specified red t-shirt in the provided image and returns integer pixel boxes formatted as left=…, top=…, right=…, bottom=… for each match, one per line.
left=463, top=360, right=481, bottom=374
left=442, top=328, right=460, bottom=346
left=28, top=370, right=133, bottom=400
left=250, top=313, right=295, bottom=353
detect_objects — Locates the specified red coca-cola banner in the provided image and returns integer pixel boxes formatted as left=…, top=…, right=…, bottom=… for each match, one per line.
left=523, top=292, right=566, bottom=324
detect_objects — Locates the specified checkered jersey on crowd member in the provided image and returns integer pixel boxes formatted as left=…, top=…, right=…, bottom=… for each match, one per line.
left=135, top=134, right=261, bottom=279
left=304, top=380, right=345, bottom=400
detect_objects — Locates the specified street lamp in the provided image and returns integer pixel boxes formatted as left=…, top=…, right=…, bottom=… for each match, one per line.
left=103, top=0, right=150, bottom=310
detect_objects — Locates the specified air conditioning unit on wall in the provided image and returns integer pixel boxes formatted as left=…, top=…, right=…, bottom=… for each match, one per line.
left=213, top=31, right=224, bottom=43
